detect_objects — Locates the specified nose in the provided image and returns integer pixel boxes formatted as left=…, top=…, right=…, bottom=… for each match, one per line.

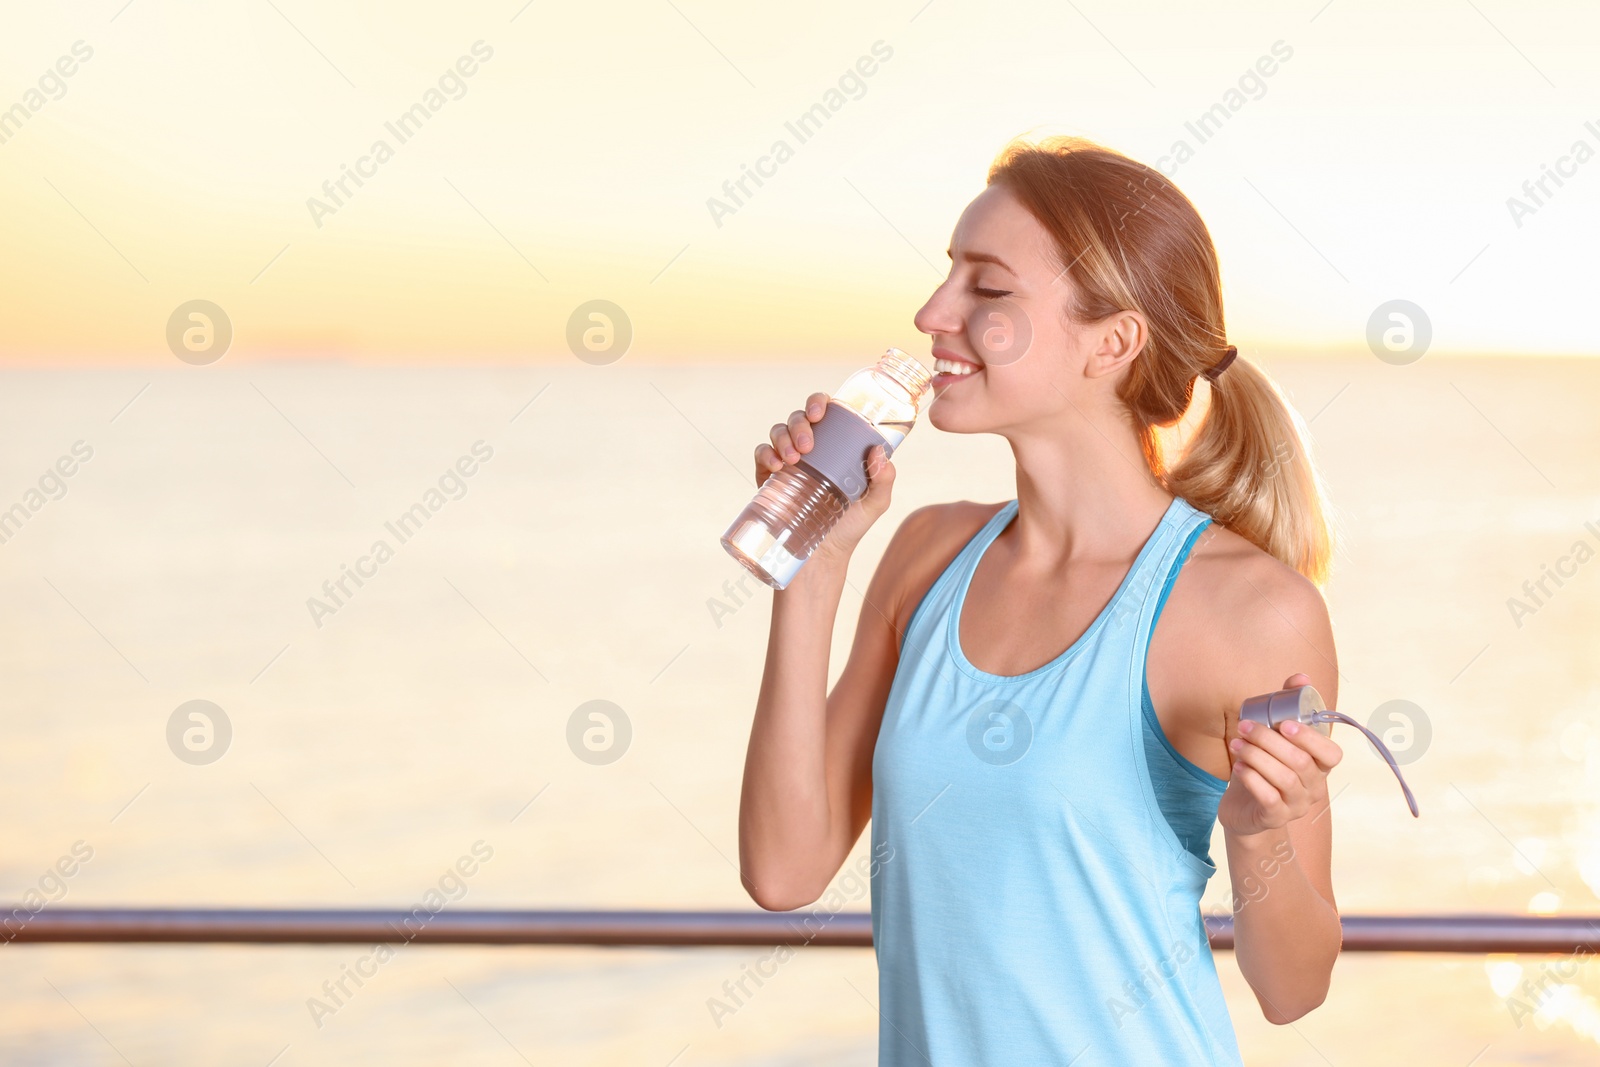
left=913, top=278, right=962, bottom=339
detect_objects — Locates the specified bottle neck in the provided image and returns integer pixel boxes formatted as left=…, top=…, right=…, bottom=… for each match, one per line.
left=874, top=350, right=932, bottom=408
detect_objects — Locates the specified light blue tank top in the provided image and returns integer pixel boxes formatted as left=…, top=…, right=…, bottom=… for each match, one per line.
left=1142, top=521, right=1228, bottom=868
left=870, top=495, right=1244, bottom=1066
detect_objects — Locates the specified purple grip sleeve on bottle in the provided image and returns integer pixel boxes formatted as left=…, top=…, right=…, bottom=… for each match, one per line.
left=795, top=400, right=891, bottom=504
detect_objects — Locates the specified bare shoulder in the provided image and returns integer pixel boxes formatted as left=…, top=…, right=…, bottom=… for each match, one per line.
left=871, top=500, right=1009, bottom=648
left=1185, top=521, right=1330, bottom=629
left=1179, top=518, right=1338, bottom=713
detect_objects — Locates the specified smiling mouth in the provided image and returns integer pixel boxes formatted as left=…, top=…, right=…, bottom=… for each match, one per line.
left=933, top=357, right=983, bottom=381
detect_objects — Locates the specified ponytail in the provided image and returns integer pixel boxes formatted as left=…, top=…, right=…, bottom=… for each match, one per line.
left=1163, top=355, right=1335, bottom=587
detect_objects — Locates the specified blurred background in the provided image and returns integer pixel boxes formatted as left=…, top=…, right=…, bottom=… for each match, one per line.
left=2, top=0, right=1598, bottom=1063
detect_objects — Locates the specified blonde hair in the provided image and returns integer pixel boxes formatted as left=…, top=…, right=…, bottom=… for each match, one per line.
left=986, top=134, right=1335, bottom=587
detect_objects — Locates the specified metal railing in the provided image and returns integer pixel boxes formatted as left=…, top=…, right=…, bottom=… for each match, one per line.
left=5, top=910, right=1599, bottom=953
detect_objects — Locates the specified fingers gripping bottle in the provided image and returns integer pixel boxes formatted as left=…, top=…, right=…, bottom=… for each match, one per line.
left=721, top=348, right=933, bottom=590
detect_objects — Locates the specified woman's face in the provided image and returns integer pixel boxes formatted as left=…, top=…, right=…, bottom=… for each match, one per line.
left=914, top=183, right=1106, bottom=436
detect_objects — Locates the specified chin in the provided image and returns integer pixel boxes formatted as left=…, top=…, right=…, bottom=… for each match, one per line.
left=927, top=398, right=987, bottom=434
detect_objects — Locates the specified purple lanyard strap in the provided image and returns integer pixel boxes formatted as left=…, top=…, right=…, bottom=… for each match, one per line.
left=1240, top=686, right=1420, bottom=818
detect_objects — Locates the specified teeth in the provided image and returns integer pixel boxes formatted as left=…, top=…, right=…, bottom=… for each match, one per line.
left=934, top=358, right=981, bottom=376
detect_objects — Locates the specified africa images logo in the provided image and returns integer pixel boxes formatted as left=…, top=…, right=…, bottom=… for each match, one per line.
left=966, top=699, right=1033, bottom=766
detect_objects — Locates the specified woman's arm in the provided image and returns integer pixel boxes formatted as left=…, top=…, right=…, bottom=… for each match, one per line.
left=1217, top=567, right=1343, bottom=1024
left=737, top=507, right=929, bottom=910
left=735, top=391, right=934, bottom=911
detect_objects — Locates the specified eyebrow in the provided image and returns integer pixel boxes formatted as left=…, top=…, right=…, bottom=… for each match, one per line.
left=946, top=248, right=1016, bottom=275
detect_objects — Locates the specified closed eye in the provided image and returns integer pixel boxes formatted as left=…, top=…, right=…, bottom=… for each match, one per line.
left=971, top=287, right=1012, bottom=299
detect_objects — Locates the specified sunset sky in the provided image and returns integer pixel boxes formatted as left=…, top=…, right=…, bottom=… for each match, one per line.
left=1, top=0, right=1595, bottom=362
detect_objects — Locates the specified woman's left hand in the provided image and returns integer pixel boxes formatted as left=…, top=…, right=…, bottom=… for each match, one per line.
left=1217, top=673, right=1344, bottom=838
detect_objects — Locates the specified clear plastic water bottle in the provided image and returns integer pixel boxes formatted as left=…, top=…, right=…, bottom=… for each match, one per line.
left=721, top=348, right=933, bottom=590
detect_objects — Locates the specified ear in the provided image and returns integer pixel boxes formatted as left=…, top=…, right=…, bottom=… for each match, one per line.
left=1081, top=310, right=1149, bottom=379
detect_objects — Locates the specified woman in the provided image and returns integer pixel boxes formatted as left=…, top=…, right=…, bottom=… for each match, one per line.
left=738, top=135, right=1344, bottom=1065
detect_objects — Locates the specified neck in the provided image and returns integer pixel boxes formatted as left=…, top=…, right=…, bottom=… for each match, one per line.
left=1001, top=405, right=1172, bottom=570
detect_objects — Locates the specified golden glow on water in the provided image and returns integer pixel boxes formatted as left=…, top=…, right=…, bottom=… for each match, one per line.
left=2, top=356, right=1599, bottom=1062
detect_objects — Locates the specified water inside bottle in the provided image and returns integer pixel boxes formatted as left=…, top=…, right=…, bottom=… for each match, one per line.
left=722, top=465, right=847, bottom=590
left=871, top=418, right=915, bottom=452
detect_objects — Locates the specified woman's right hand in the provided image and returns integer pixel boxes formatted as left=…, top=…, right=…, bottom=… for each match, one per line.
left=754, top=391, right=897, bottom=565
